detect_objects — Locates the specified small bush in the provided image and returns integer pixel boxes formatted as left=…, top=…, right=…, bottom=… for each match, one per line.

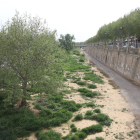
left=68, top=135, right=79, bottom=140
left=75, top=103, right=82, bottom=108
left=85, top=110, right=93, bottom=116
left=72, top=114, right=83, bottom=121
left=81, top=124, right=103, bottom=135
left=83, top=72, right=104, bottom=84
left=63, top=77, right=67, bottom=81
left=75, top=132, right=86, bottom=139
left=94, top=109, right=101, bottom=113
left=71, top=127, right=77, bottom=132
left=35, top=131, right=61, bottom=140
left=90, top=113, right=112, bottom=126
left=78, top=88, right=98, bottom=98
left=86, top=102, right=95, bottom=107
left=79, top=57, right=85, bottom=62
left=76, top=81, right=86, bottom=86
left=70, top=124, right=75, bottom=128
left=87, top=84, right=97, bottom=89
left=95, top=137, right=104, bottom=140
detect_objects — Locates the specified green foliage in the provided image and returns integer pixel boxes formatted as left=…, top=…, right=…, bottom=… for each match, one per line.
left=83, top=72, right=104, bottom=84
left=81, top=124, right=103, bottom=135
left=68, top=135, right=79, bottom=140
left=85, top=8, right=140, bottom=43
left=95, top=137, right=104, bottom=140
left=86, top=102, right=95, bottom=107
left=76, top=81, right=87, bottom=86
left=59, top=34, right=75, bottom=53
left=78, top=88, right=99, bottom=98
left=90, top=113, right=112, bottom=126
left=35, top=131, right=61, bottom=140
left=94, top=109, right=101, bottom=113
left=75, top=132, right=87, bottom=139
left=64, top=55, right=91, bottom=72
left=73, top=49, right=81, bottom=56
left=0, top=11, right=64, bottom=107
left=87, top=84, right=97, bottom=89
left=71, top=127, right=77, bottom=132
left=72, top=114, right=83, bottom=121
left=85, top=110, right=93, bottom=116
left=79, top=57, right=85, bottom=62
left=70, top=124, right=76, bottom=128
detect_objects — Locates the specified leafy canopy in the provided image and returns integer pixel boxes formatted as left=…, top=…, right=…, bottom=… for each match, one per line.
left=59, top=34, right=75, bottom=52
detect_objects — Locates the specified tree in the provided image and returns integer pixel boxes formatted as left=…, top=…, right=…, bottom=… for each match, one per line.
left=59, top=34, right=75, bottom=53
left=0, top=11, right=64, bottom=108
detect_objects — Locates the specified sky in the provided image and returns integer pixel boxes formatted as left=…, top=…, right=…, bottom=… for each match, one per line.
left=0, top=0, right=140, bottom=42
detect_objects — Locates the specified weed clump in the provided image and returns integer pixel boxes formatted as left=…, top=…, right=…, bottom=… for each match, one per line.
left=90, top=113, right=112, bottom=126
left=83, top=72, right=104, bottom=84
left=95, top=137, right=104, bottom=140
left=71, top=127, right=77, bottom=132
left=72, top=114, right=83, bottom=121
left=81, top=124, right=103, bottom=135
left=78, top=88, right=99, bottom=98
left=86, top=102, right=95, bottom=107
left=87, top=84, right=97, bottom=89
left=35, top=130, right=61, bottom=140
left=75, top=132, right=86, bottom=139
left=94, top=109, right=101, bottom=113
left=85, top=110, right=93, bottom=116
left=76, top=81, right=87, bottom=86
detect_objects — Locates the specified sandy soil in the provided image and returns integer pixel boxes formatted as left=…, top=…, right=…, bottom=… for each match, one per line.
left=20, top=53, right=139, bottom=140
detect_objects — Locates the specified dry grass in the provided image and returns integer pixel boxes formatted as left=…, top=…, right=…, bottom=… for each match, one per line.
left=108, top=79, right=119, bottom=89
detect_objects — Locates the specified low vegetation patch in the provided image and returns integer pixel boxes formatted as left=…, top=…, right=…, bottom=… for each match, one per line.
left=87, top=84, right=97, bottom=89
left=72, top=113, right=83, bottom=121
left=35, top=130, right=61, bottom=140
left=83, top=72, right=104, bottom=84
left=94, top=109, right=101, bottom=113
left=78, top=88, right=99, bottom=98
left=62, top=124, right=103, bottom=140
left=84, top=113, right=112, bottom=126
left=86, top=102, right=95, bottom=107
left=76, top=81, right=87, bottom=86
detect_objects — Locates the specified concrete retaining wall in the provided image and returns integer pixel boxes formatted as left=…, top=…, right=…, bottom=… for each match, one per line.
left=84, top=45, right=140, bottom=85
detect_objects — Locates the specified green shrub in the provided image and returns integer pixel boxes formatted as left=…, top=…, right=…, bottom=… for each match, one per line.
left=72, top=114, right=83, bottom=121
left=95, top=137, right=104, bottom=140
left=78, top=88, right=99, bottom=98
left=85, top=110, right=93, bottom=116
left=87, top=84, right=97, bottom=89
left=86, top=102, right=95, bottom=107
left=81, top=124, right=103, bottom=135
left=76, top=81, right=86, bottom=86
left=75, top=132, right=86, bottom=139
left=70, top=124, right=75, bottom=128
left=83, top=72, right=104, bottom=84
left=35, top=131, right=61, bottom=140
left=63, top=77, right=67, bottom=81
left=71, top=127, right=77, bottom=132
left=90, top=113, right=112, bottom=126
left=68, top=135, right=79, bottom=140
left=79, top=57, right=85, bottom=62
left=62, top=135, right=70, bottom=140
left=94, top=109, right=101, bottom=113
left=75, top=103, right=82, bottom=108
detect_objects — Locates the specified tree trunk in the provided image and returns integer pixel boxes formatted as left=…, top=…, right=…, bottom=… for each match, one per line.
left=19, top=78, right=27, bottom=108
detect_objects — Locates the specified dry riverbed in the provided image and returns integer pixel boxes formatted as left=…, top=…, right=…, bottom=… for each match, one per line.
left=21, top=52, right=140, bottom=140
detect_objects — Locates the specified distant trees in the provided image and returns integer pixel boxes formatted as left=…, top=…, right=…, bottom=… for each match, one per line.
left=85, top=8, right=140, bottom=44
left=59, top=34, right=75, bottom=52
left=0, top=12, right=64, bottom=108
